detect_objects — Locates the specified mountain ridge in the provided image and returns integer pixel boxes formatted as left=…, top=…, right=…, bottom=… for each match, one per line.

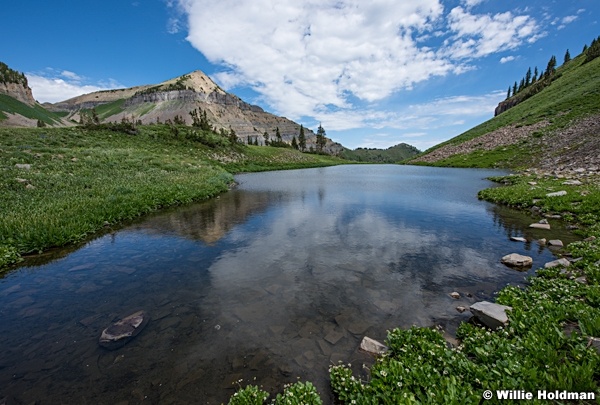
left=46, top=69, right=346, bottom=154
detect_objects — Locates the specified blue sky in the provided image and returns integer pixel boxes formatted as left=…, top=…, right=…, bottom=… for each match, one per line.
left=1, top=1, right=598, bottom=150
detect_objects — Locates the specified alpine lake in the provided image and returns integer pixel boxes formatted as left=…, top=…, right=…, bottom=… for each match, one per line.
left=0, top=165, right=580, bottom=404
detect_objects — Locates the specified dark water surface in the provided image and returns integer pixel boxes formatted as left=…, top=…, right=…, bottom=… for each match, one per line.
left=0, top=165, right=578, bottom=404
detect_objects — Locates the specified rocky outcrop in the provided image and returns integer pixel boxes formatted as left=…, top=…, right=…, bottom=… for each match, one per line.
left=0, top=81, right=36, bottom=105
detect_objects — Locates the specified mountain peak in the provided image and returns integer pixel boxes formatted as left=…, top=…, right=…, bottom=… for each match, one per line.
left=158, top=70, right=226, bottom=95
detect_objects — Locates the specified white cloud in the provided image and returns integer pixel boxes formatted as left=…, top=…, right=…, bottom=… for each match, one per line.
left=179, top=0, right=456, bottom=119
left=26, top=71, right=123, bottom=103
left=176, top=0, right=543, bottom=127
left=445, top=7, right=543, bottom=59
left=166, top=17, right=181, bottom=34
left=60, top=70, right=82, bottom=82
left=557, top=15, right=577, bottom=30
left=461, top=0, right=484, bottom=8
left=500, top=56, right=516, bottom=63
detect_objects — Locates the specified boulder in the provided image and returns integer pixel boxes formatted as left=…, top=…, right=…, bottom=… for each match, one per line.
left=563, top=180, right=582, bottom=186
left=501, top=253, right=533, bottom=268
left=529, top=223, right=551, bottom=230
left=547, top=239, right=564, bottom=247
left=449, top=292, right=460, bottom=299
left=546, top=190, right=567, bottom=197
left=15, top=163, right=31, bottom=170
left=359, top=336, right=388, bottom=355
left=544, top=258, right=571, bottom=269
left=99, top=310, right=149, bottom=350
left=470, top=301, right=512, bottom=330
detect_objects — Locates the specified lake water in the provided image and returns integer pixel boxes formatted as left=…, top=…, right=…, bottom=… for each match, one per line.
left=0, top=165, right=578, bottom=404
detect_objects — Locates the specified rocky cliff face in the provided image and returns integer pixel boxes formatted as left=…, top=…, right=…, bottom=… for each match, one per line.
left=0, top=81, right=36, bottom=105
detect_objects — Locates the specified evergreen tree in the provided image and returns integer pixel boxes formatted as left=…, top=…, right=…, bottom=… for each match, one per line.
left=275, top=127, right=282, bottom=143
left=532, top=67, right=538, bottom=83
left=545, top=55, right=557, bottom=77
left=316, top=123, right=327, bottom=152
left=512, top=81, right=517, bottom=95
left=525, top=67, right=532, bottom=87
left=291, top=135, right=298, bottom=150
left=263, top=131, right=269, bottom=146
left=506, top=86, right=511, bottom=99
left=229, top=127, right=237, bottom=144
left=298, top=125, right=306, bottom=152
left=564, top=49, right=571, bottom=64
left=518, top=78, right=525, bottom=92
left=584, top=37, right=600, bottom=63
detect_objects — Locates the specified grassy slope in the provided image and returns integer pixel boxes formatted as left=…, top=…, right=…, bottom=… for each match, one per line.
left=0, top=125, right=345, bottom=268
left=411, top=53, right=600, bottom=168
left=94, top=98, right=126, bottom=119
left=0, top=94, right=63, bottom=125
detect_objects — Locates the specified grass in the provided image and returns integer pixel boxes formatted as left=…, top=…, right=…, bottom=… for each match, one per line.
left=0, top=94, right=63, bottom=125
left=0, top=125, right=345, bottom=269
left=94, top=98, right=126, bottom=119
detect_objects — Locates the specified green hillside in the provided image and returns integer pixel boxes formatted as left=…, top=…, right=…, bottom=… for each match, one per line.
left=341, top=142, right=420, bottom=163
left=411, top=41, right=600, bottom=168
left=0, top=93, right=63, bottom=125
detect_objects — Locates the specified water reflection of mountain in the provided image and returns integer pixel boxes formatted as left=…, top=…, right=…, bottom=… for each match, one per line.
left=487, top=204, right=580, bottom=252
left=133, top=190, right=275, bottom=244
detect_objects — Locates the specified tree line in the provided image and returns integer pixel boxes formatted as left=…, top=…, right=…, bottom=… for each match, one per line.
left=505, top=35, right=600, bottom=100
left=0, top=62, right=28, bottom=86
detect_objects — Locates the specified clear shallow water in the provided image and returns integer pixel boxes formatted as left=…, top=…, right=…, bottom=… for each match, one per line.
left=0, top=165, right=578, bottom=404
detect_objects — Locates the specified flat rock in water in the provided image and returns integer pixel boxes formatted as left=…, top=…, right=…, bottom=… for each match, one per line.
left=359, top=336, right=388, bottom=355
left=470, top=301, right=512, bottom=330
left=510, top=236, right=528, bottom=242
left=529, top=223, right=551, bottom=230
left=546, top=190, right=567, bottom=197
left=544, top=258, right=571, bottom=269
left=99, top=310, right=149, bottom=350
left=548, top=239, right=564, bottom=247
left=501, top=253, right=533, bottom=268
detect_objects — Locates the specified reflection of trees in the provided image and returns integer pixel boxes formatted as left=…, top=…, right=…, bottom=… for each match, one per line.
left=135, top=190, right=274, bottom=244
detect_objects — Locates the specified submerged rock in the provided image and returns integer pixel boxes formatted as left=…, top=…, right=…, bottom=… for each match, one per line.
left=529, top=223, right=551, bottom=230
left=470, top=301, right=512, bottom=330
left=99, top=310, right=149, bottom=350
left=501, top=253, right=533, bottom=268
